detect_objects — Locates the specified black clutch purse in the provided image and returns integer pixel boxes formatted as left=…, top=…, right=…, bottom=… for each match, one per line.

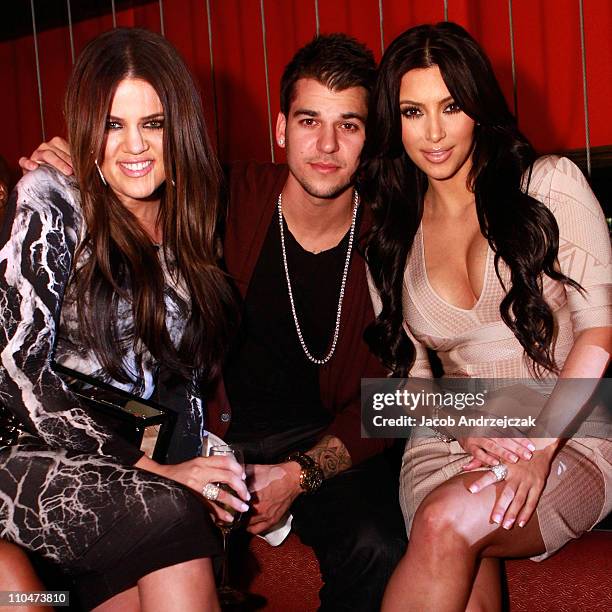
left=53, top=362, right=177, bottom=463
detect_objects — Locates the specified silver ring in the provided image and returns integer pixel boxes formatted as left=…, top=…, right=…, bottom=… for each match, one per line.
left=490, top=463, right=508, bottom=482
left=202, top=482, right=220, bottom=501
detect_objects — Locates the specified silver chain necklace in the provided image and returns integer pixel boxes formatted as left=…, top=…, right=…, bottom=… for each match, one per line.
left=277, top=190, right=360, bottom=365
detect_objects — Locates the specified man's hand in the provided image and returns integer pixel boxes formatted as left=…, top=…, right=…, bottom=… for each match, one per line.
left=19, top=137, right=73, bottom=176
left=246, top=435, right=352, bottom=535
left=246, top=462, right=302, bottom=535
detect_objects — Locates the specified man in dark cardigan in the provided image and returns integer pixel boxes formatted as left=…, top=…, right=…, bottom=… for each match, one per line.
left=209, top=35, right=406, bottom=611
left=19, top=34, right=406, bottom=612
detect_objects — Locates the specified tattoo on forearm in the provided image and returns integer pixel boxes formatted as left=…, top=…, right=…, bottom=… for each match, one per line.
left=306, top=435, right=352, bottom=479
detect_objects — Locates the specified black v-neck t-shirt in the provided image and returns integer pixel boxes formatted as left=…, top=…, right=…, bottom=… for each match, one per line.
left=224, top=210, right=360, bottom=438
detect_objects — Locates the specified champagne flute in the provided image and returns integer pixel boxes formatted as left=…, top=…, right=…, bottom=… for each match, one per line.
left=209, top=444, right=247, bottom=606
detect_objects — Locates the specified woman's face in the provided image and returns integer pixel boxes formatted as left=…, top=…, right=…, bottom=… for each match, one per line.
left=399, top=65, right=475, bottom=185
left=100, top=78, right=166, bottom=209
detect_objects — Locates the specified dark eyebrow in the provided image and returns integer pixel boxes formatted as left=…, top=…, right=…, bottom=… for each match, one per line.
left=292, top=109, right=366, bottom=123
left=341, top=112, right=366, bottom=123
left=107, top=113, right=165, bottom=121
left=292, top=109, right=318, bottom=117
left=399, top=95, right=454, bottom=106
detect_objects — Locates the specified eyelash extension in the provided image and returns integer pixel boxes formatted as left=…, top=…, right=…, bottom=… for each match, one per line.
left=444, top=103, right=461, bottom=114
left=400, top=106, right=421, bottom=119
left=399, top=103, right=462, bottom=118
left=104, top=119, right=165, bottom=130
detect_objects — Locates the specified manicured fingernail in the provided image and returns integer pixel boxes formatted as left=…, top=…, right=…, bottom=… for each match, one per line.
left=503, top=519, right=514, bottom=530
left=246, top=492, right=251, bottom=501
left=524, top=451, right=532, bottom=459
left=469, top=485, right=479, bottom=493
left=518, top=520, right=525, bottom=528
left=242, top=472, right=247, bottom=480
left=527, top=443, right=536, bottom=451
left=240, top=503, right=249, bottom=512
left=510, top=454, right=519, bottom=463
left=492, top=514, right=502, bottom=524
left=491, top=459, right=499, bottom=466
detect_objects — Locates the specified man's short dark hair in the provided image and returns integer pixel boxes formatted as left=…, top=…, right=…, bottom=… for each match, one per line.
left=280, top=33, right=376, bottom=116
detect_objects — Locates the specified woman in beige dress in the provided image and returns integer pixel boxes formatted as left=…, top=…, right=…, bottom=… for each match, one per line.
left=363, top=22, right=611, bottom=611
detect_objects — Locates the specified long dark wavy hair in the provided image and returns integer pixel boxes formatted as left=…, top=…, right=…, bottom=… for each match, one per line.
left=64, top=28, right=237, bottom=389
left=362, top=22, right=581, bottom=377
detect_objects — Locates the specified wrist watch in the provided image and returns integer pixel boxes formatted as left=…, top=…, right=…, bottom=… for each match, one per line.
left=285, top=452, right=324, bottom=494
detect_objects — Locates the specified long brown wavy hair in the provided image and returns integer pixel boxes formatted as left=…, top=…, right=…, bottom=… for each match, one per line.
left=64, top=28, right=237, bottom=389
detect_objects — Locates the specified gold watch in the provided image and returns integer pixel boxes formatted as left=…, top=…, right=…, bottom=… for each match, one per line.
left=285, top=452, right=324, bottom=494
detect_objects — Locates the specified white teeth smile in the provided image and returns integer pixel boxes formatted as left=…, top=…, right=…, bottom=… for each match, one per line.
left=121, top=161, right=152, bottom=171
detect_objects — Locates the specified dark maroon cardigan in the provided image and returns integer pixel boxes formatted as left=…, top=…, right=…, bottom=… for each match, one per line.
left=208, top=161, right=390, bottom=465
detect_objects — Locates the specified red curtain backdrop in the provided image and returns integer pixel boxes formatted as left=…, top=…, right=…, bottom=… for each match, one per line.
left=1, top=0, right=611, bottom=174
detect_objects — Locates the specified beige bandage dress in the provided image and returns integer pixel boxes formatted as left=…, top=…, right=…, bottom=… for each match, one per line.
left=382, top=156, right=612, bottom=560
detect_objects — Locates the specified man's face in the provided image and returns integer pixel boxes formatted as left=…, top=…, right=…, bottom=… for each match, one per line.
left=276, top=78, right=368, bottom=200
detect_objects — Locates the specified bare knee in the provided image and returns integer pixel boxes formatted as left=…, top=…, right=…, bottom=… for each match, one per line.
left=412, top=485, right=487, bottom=552
left=138, top=558, right=219, bottom=612
left=0, top=540, right=44, bottom=591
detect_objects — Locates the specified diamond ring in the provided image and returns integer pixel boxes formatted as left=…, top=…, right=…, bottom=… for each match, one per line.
left=490, top=464, right=509, bottom=482
left=202, top=482, right=220, bottom=501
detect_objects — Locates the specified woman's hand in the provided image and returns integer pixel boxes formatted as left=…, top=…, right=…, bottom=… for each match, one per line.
left=135, top=454, right=250, bottom=524
left=458, top=436, right=535, bottom=469
left=467, top=445, right=556, bottom=529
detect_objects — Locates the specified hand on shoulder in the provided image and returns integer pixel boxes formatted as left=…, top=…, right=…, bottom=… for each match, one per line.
left=19, top=137, right=73, bottom=177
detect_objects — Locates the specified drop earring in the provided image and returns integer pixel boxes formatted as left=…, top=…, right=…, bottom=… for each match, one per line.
left=278, top=137, right=285, bottom=146
left=94, top=159, right=107, bottom=186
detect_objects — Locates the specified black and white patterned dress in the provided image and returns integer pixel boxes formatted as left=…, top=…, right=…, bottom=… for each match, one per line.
left=0, top=166, right=220, bottom=609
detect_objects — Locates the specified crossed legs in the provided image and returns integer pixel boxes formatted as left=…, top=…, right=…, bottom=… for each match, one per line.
left=382, top=471, right=546, bottom=612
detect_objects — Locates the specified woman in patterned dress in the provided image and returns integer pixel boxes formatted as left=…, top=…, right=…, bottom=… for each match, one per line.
left=0, top=29, right=249, bottom=611
left=363, top=22, right=611, bottom=611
